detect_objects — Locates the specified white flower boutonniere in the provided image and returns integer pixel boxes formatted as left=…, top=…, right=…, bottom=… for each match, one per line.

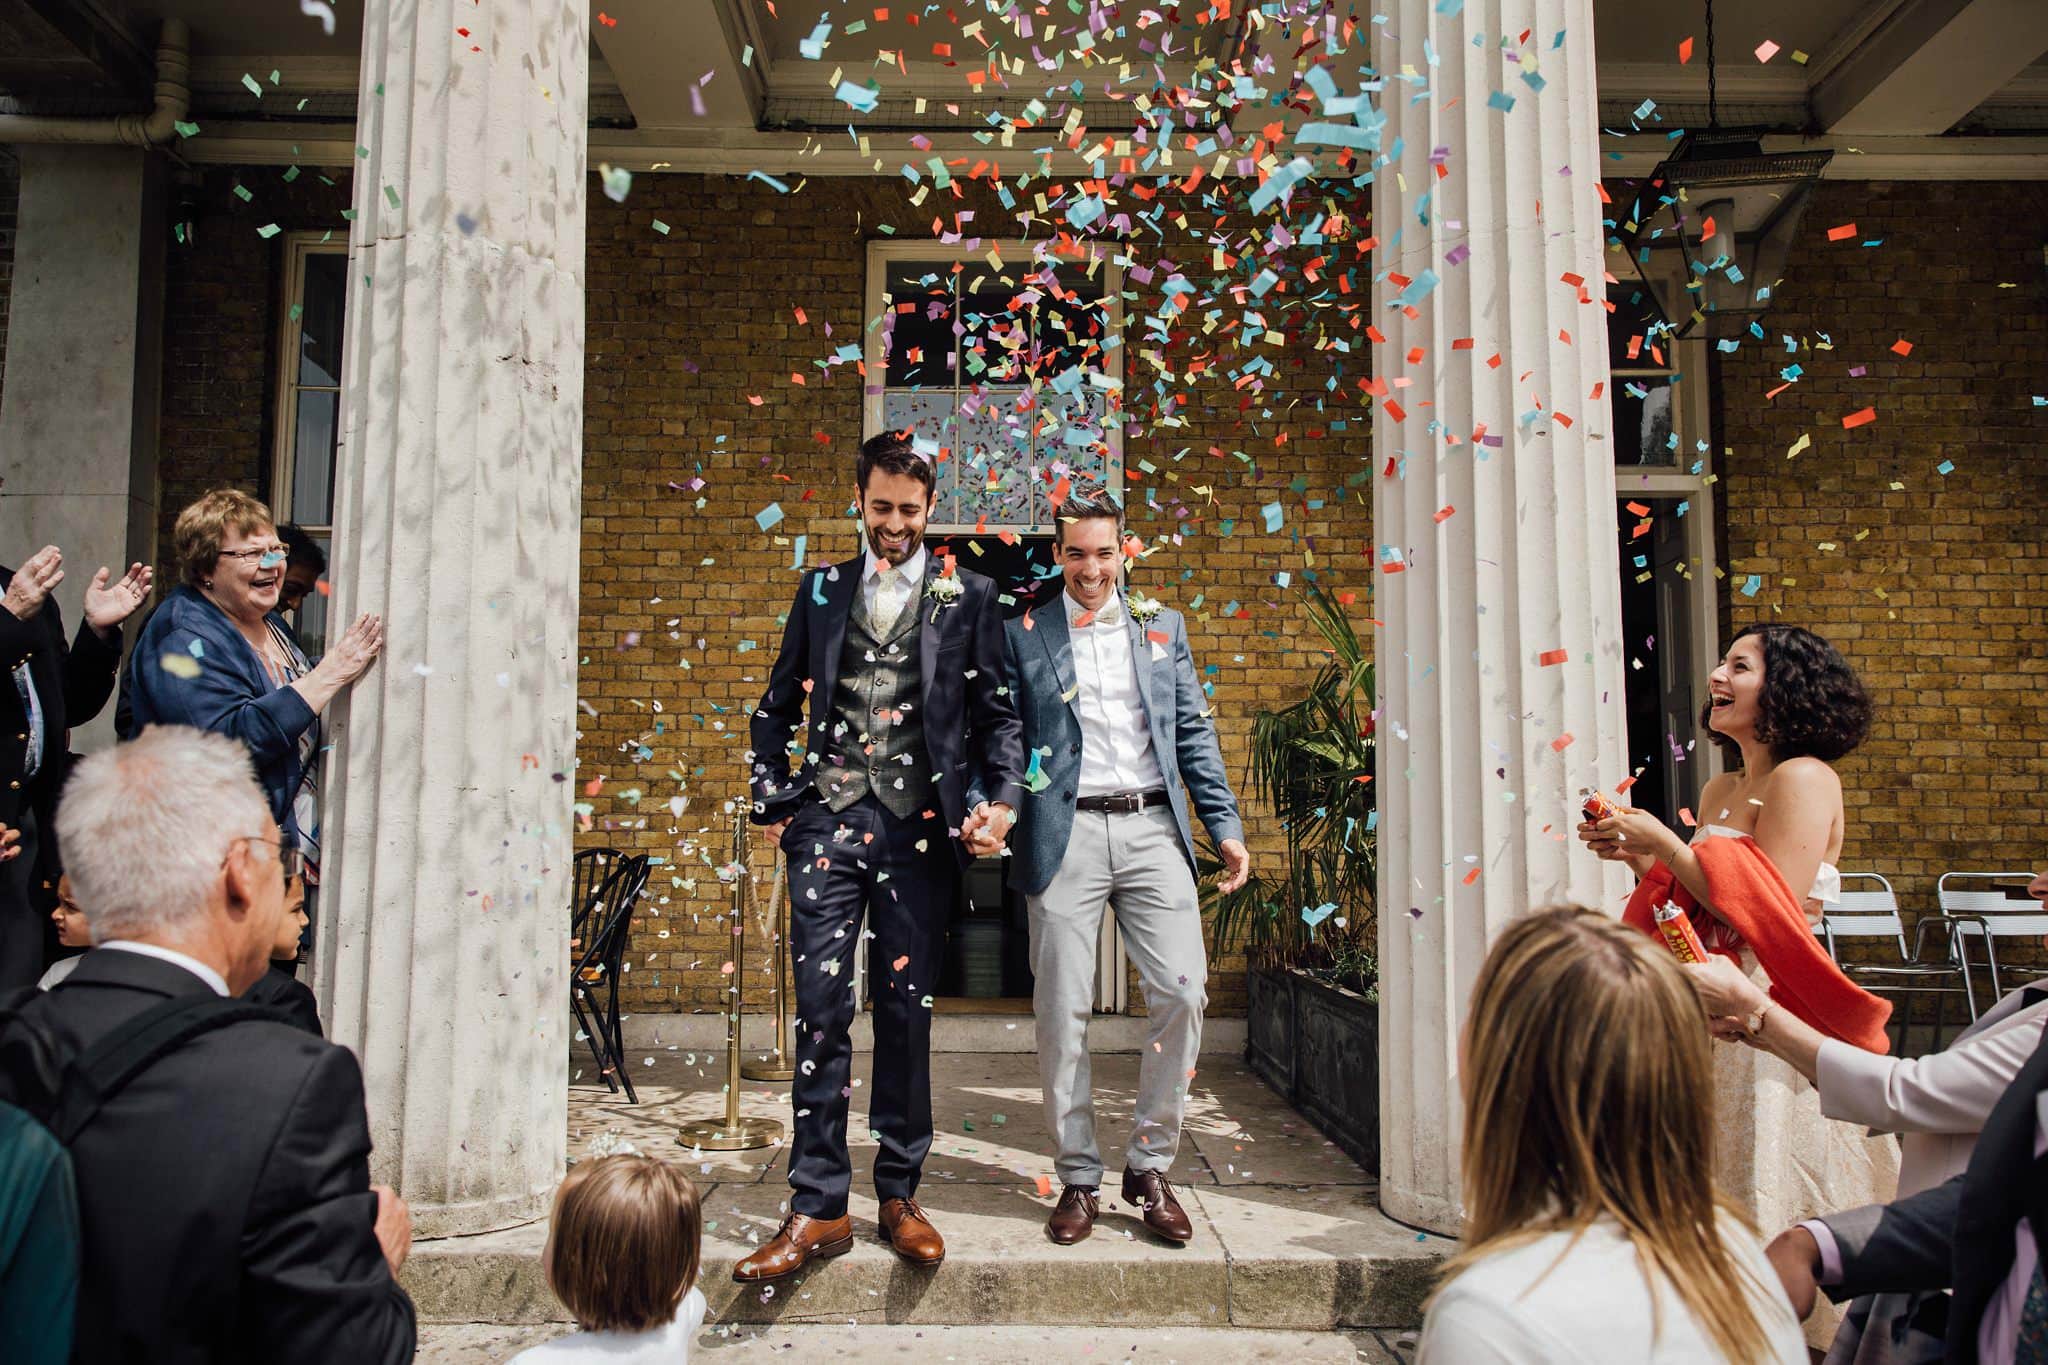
left=1127, top=593, right=1165, bottom=625
left=927, top=573, right=964, bottom=625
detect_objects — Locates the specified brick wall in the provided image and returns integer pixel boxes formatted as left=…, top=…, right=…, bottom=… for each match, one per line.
left=1715, top=180, right=2048, bottom=917
left=578, top=175, right=1375, bottom=1017
left=155, top=166, right=352, bottom=583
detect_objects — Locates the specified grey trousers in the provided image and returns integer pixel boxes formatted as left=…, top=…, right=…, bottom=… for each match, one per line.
left=1026, top=805, right=1208, bottom=1187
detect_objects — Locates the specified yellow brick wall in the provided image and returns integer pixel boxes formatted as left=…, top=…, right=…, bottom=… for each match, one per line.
left=1714, top=180, right=2048, bottom=922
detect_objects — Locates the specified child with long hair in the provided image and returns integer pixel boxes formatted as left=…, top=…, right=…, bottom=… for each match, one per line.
left=1418, top=908, right=1804, bottom=1363
left=509, top=1154, right=706, bottom=1364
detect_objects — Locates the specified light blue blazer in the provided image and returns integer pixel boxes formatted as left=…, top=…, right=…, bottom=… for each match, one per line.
left=997, top=592, right=1244, bottom=896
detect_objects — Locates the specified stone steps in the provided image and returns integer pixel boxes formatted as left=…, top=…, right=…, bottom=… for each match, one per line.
left=403, top=1180, right=1444, bottom=1331
left=419, top=1323, right=1417, bottom=1363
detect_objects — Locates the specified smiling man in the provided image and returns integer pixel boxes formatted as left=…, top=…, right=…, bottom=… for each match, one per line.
left=743, top=434, right=1024, bottom=1282
left=994, top=483, right=1249, bottom=1246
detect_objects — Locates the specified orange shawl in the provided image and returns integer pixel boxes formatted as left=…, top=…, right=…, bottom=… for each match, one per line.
left=1623, top=834, right=1891, bottom=1055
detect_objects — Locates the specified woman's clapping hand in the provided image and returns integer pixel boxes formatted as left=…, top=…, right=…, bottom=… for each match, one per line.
left=320, top=613, right=385, bottom=686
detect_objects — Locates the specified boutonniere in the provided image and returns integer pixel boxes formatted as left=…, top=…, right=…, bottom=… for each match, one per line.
left=1126, top=593, right=1165, bottom=625
left=927, top=572, right=963, bottom=624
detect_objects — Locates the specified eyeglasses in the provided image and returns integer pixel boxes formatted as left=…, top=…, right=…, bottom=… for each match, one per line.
left=233, top=836, right=304, bottom=881
left=218, top=544, right=289, bottom=568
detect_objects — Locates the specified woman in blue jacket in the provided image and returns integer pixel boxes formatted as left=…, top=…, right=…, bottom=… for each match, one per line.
left=124, top=489, right=383, bottom=883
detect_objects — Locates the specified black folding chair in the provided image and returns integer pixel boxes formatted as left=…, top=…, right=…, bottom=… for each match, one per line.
left=570, top=848, right=624, bottom=945
left=571, top=854, right=650, bottom=1103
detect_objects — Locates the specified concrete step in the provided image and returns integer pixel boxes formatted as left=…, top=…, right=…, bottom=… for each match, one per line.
left=418, top=1322, right=1419, bottom=1363
left=402, top=1180, right=1444, bottom=1331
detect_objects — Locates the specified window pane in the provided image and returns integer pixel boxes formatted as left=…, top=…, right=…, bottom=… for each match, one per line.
left=881, top=389, right=960, bottom=523
left=884, top=262, right=957, bottom=388
left=956, top=391, right=1035, bottom=526
left=299, top=252, right=348, bottom=388
left=292, top=389, right=339, bottom=522
left=1610, top=376, right=1679, bottom=467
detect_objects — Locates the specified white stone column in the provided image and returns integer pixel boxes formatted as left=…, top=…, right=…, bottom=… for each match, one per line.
left=0, top=146, right=164, bottom=751
left=313, top=0, right=588, bottom=1236
left=1371, top=0, right=1630, bottom=1233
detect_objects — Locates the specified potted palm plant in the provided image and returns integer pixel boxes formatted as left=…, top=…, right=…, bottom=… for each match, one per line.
left=1200, top=580, right=1379, bottom=1171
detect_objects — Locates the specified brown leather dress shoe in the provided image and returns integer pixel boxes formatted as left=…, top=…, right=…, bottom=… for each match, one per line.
left=1120, top=1168, right=1193, bottom=1243
left=1046, top=1185, right=1099, bottom=1245
left=732, top=1212, right=854, bottom=1283
left=878, top=1197, right=945, bottom=1265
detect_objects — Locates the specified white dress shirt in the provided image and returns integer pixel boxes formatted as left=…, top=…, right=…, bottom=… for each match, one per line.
left=862, top=545, right=926, bottom=634
left=93, top=939, right=231, bottom=995
left=1064, top=590, right=1165, bottom=799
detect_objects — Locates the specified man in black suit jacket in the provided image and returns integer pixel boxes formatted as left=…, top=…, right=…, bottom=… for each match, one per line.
left=0, top=724, right=414, bottom=1363
left=1772, top=978, right=2048, bottom=1362
left=0, top=546, right=151, bottom=989
left=740, top=434, right=1025, bottom=1281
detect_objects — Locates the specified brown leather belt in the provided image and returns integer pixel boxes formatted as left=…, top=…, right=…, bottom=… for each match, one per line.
left=1073, top=789, right=1169, bottom=814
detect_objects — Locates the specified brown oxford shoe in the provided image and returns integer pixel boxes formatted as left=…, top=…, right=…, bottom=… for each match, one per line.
left=732, top=1212, right=853, bottom=1283
left=878, top=1197, right=945, bottom=1266
left=1120, top=1168, right=1193, bottom=1244
left=1046, top=1184, right=1099, bottom=1245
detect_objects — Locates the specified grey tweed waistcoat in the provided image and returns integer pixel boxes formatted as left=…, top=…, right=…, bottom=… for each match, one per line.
left=817, top=575, right=932, bottom=820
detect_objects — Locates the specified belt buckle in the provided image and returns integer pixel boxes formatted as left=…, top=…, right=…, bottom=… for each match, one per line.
left=1116, top=792, right=1140, bottom=813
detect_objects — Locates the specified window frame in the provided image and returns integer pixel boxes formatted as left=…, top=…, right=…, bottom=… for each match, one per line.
left=862, top=238, right=1127, bottom=535
left=1607, top=249, right=1725, bottom=790
left=269, top=233, right=347, bottom=535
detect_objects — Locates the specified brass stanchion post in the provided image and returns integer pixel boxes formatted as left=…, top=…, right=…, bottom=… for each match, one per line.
left=676, top=810, right=785, bottom=1152
left=741, top=849, right=795, bottom=1081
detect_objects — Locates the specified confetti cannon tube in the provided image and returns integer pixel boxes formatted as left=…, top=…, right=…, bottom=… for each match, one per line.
left=1654, top=900, right=1712, bottom=965
left=676, top=811, right=786, bottom=1152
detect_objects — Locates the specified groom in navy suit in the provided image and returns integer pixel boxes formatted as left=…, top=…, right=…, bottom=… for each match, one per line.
left=742, top=434, right=1024, bottom=1282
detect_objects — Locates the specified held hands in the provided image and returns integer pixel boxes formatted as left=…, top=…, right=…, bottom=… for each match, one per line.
left=1214, top=838, right=1251, bottom=893
left=2, top=545, right=62, bottom=621
left=960, top=801, right=1015, bottom=857
left=0, top=821, right=18, bottom=864
left=1683, top=956, right=1771, bottom=1047
left=82, top=562, right=153, bottom=633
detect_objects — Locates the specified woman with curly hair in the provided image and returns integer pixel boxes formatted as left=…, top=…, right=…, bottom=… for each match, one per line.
left=1579, top=624, right=1899, bottom=1349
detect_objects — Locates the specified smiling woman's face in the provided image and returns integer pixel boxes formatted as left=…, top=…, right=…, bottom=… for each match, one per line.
left=1705, top=634, right=1766, bottom=741
left=208, top=524, right=287, bottom=624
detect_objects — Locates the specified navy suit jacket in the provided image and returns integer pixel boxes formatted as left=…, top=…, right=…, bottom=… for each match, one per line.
left=0, top=949, right=414, bottom=1364
left=122, top=585, right=317, bottom=827
left=1825, top=1007, right=2048, bottom=1363
left=748, top=553, right=1025, bottom=869
left=1001, top=590, right=1243, bottom=896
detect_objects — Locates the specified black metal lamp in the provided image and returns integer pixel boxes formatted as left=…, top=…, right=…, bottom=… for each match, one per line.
left=1616, top=0, right=1832, bottom=339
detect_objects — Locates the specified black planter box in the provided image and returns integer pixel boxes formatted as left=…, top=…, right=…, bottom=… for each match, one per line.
left=1244, top=967, right=1380, bottom=1174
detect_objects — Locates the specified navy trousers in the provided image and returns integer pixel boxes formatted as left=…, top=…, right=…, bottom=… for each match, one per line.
left=781, top=793, right=955, bottom=1219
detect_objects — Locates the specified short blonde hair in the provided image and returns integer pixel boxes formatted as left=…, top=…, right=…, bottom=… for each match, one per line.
left=173, top=488, right=275, bottom=588
left=544, top=1156, right=701, bottom=1333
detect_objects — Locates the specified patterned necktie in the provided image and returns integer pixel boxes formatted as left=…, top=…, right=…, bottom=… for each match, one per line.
left=871, top=565, right=904, bottom=636
left=2017, top=1254, right=2048, bottom=1364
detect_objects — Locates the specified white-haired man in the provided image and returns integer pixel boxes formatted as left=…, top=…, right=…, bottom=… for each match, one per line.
left=0, top=725, right=415, bottom=1364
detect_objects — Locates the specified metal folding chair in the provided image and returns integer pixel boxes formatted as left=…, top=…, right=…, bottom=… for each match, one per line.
left=1819, top=872, right=1978, bottom=1053
left=571, top=854, right=651, bottom=1103
left=1940, top=871, right=2047, bottom=1003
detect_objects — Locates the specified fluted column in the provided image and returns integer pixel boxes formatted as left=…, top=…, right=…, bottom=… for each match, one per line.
left=313, top=0, right=588, bottom=1236
left=1371, top=0, right=1630, bottom=1233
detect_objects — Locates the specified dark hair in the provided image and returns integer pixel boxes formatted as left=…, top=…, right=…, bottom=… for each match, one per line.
left=1700, top=624, right=1872, bottom=763
left=544, top=1155, right=702, bottom=1333
left=278, top=524, right=327, bottom=574
left=1053, top=483, right=1124, bottom=543
left=856, top=433, right=935, bottom=497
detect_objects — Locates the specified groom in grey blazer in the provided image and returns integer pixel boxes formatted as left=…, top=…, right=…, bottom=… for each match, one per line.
left=977, top=485, right=1249, bottom=1246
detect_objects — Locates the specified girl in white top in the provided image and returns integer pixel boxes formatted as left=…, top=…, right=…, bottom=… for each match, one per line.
left=509, top=1153, right=707, bottom=1365
left=1418, top=908, right=1806, bottom=1365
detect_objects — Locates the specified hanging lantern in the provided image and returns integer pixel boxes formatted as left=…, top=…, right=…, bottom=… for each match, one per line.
left=1618, top=129, right=1833, bottom=340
